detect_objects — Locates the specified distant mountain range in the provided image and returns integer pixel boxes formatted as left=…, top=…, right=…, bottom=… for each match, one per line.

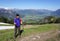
left=0, top=8, right=60, bottom=20
left=51, top=9, right=60, bottom=17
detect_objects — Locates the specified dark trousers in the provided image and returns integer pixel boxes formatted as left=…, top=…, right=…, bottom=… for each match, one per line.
left=14, top=25, right=21, bottom=38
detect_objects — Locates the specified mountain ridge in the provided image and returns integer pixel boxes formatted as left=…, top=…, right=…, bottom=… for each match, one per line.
left=0, top=8, right=60, bottom=20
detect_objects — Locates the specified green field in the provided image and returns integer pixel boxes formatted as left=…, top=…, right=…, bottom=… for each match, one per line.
left=0, top=24, right=60, bottom=41
left=0, top=24, right=13, bottom=26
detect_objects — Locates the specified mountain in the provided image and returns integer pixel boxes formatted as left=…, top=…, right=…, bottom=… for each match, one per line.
left=0, top=8, right=16, bottom=18
left=51, top=9, right=60, bottom=17
left=12, top=9, right=53, bottom=20
left=0, top=8, right=60, bottom=21
left=0, top=8, right=25, bottom=19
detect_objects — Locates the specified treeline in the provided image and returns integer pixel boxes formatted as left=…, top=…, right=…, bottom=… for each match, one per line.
left=23, top=16, right=60, bottom=24
left=44, top=16, right=60, bottom=23
left=0, top=16, right=60, bottom=24
left=0, top=17, right=14, bottom=24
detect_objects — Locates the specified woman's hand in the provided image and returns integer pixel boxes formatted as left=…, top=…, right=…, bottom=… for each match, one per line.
left=14, top=23, right=16, bottom=25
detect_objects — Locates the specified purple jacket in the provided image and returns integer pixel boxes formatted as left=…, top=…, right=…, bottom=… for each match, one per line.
left=14, top=18, right=21, bottom=27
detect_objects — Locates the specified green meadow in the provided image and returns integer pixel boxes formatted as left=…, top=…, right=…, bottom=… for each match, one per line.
left=0, top=24, right=60, bottom=41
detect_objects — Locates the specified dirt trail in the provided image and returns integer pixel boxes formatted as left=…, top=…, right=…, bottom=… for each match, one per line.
left=16, top=30, right=60, bottom=41
left=15, top=24, right=60, bottom=41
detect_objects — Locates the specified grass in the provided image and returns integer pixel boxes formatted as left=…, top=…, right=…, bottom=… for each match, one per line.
left=0, top=24, right=60, bottom=41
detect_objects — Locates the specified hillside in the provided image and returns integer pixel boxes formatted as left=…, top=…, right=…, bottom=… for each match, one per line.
left=51, top=9, right=60, bottom=17
left=0, top=8, right=60, bottom=22
left=0, top=24, right=60, bottom=41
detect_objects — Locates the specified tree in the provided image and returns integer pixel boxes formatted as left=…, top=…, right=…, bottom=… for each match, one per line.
left=55, top=18, right=60, bottom=23
left=0, top=17, right=8, bottom=23
left=8, top=19, right=14, bottom=24
left=44, top=16, right=56, bottom=23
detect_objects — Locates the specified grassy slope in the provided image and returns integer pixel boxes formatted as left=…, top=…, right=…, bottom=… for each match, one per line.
left=0, top=24, right=60, bottom=41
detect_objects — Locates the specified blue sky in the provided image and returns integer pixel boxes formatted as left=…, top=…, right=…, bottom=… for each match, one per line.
left=0, top=0, right=60, bottom=10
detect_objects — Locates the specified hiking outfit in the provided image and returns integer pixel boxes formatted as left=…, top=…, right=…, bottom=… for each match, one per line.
left=14, top=18, right=22, bottom=38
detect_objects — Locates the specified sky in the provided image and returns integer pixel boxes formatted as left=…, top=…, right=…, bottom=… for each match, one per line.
left=0, top=0, right=60, bottom=10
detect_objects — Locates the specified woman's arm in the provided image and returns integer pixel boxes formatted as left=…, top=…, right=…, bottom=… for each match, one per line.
left=14, top=18, right=16, bottom=25
left=20, top=18, right=22, bottom=24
